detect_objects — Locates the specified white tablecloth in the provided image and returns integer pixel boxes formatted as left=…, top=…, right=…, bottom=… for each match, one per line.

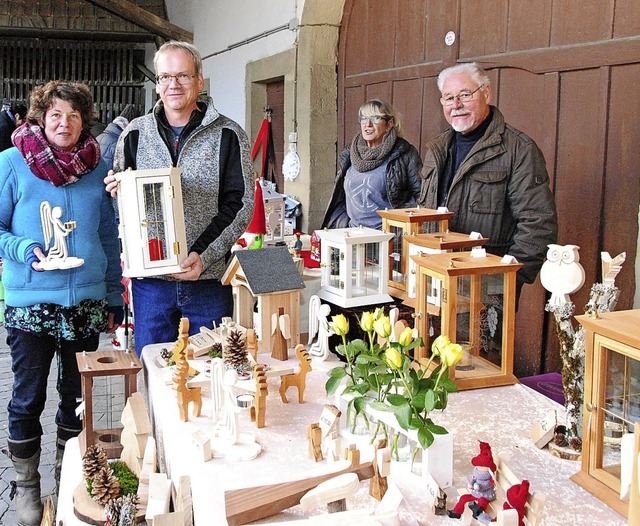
left=57, top=342, right=627, bottom=525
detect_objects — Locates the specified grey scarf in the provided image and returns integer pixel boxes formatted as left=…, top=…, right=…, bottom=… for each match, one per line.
left=350, top=127, right=397, bottom=172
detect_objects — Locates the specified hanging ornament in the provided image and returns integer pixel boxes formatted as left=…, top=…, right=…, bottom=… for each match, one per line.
left=282, top=132, right=301, bottom=181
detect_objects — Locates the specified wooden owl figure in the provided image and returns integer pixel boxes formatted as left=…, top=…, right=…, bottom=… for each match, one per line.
left=540, top=244, right=585, bottom=306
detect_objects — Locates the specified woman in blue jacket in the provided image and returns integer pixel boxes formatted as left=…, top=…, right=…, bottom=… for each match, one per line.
left=0, top=81, right=123, bottom=525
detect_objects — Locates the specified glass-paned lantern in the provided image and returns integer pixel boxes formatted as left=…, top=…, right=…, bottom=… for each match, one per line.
left=405, top=231, right=489, bottom=304
left=317, top=226, right=394, bottom=308
left=261, top=179, right=286, bottom=245
left=412, top=252, right=522, bottom=390
left=116, top=167, right=188, bottom=277
left=572, top=309, right=640, bottom=518
left=377, top=207, right=454, bottom=301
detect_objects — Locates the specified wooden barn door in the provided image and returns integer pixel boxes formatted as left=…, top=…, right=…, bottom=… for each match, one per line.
left=338, top=0, right=640, bottom=377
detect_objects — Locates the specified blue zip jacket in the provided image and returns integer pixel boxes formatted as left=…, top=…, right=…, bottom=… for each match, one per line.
left=0, top=147, right=124, bottom=308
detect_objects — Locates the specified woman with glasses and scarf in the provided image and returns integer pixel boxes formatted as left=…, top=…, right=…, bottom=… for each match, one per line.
left=322, top=99, right=422, bottom=230
left=0, top=80, right=123, bottom=526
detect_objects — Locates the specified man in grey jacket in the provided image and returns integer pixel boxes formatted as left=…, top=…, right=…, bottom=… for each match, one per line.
left=419, top=62, right=557, bottom=300
left=105, top=41, right=254, bottom=354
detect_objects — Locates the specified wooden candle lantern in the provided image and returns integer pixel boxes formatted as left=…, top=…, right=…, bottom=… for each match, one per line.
left=572, top=309, right=640, bottom=518
left=412, top=251, right=522, bottom=390
left=317, top=226, right=394, bottom=308
left=76, top=350, right=143, bottom=459
left=377, top=207, right=453, bottom=301
left=404, top=231, right=489, bottom=306
left=115, top=167, right=188, bottom=277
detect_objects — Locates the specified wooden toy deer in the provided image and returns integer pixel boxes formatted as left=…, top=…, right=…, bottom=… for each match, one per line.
left=279, top=344, right=312, bottom=404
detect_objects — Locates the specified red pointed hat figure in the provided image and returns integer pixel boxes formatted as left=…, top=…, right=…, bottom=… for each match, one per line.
left=448, top=441, right=497, bottom=523
left=492, top=479, right=530, bottom=526
left=233, top=178, right=266, bottom=251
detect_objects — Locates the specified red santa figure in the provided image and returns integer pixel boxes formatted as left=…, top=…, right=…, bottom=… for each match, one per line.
left=494, top=480, right=530, bottom=526
left=448, top=441, right=497, bottom=522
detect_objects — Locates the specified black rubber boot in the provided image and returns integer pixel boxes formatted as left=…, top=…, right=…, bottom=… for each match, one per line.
left=3, top=438, right=43, bottom=526
left=468, top=501, right=485, bottom=519
left=55, top=425, right=81, bottom=495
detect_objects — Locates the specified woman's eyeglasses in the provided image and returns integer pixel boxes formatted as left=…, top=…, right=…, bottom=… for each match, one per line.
left=359, top=115, right=390, bottom=124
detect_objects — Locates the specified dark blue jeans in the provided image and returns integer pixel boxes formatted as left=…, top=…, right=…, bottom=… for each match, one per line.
left=131, top=278, right=233, bottom=356
left=6, top=328, right=99, bottom=441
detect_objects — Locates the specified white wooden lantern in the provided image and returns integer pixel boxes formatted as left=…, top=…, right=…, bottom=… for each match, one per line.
left=316, top=226, right=394, bottom=308
left=260, top=179, right=286, bottom=245
left=115, top=167, right=188, bottom=278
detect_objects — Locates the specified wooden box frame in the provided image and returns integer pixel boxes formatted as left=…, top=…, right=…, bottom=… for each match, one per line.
left=115, top=167, right=188, bottom=278
left=317, top=227, right=394, bottom=308
left=377, top=207, right=453, bottom=301
left=76, top=350, right=143, bottom=459
left=412, top=252, right=522, bottom=390
left=404, top=231, right=489, bottom=306
left=572, top=309, right=640, bottom=518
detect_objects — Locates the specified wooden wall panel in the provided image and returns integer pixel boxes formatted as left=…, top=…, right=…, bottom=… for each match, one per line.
left=602, top=63, right=640, bottom=309
left=343, top=85, right=366, bottom=148
left=554, top=69, right=607, bottom=313
left=395, top=0, right=427, bottom=67
left=459, top=0, right=508, bottom=58
left=614, top=0, right=640, bottom=36
left=391, top=78, right=424, bottom=154
left=550, top=1, right=614, bottom=45
left=420, top=76, right=447, bottom=152
left=507, top=0, right=552, bottom=51
left=424, top=0, right=456, bottom=63
left=363, top=1, right=394, bottom=74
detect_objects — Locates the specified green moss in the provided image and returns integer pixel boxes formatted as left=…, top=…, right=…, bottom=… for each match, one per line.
left=110, top=461, right=139, bottom=496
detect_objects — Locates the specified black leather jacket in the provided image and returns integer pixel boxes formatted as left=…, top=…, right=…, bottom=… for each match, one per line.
left=322, top=137, right=423, bottom=229
left=419, top=107, right=558, bottom=286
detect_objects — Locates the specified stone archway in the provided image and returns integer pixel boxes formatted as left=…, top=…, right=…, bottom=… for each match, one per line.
left=245, top=0, right=347, bottom=233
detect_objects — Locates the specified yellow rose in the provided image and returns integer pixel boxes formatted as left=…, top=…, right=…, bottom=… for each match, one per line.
left=398, top=327, right=414, bottom=347
left=359, top=311, right=375, bottom=332
left=330, top=314, right=349, bottom=336
left=440, top=342, right=463, bottom=367
left=385, top=347, right=403, bottom=369
left=373, top=307, right=385, bottom=320
left=373, top=316, right=391, bottom=339
left=431, top=335, right=451, bottom=357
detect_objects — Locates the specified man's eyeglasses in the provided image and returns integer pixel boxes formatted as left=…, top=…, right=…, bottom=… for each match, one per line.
left=156, top=73, right=198, bottom=86
left=359, top=115, right=390, bottom=124
left=440, top=85, right=484, bottom=106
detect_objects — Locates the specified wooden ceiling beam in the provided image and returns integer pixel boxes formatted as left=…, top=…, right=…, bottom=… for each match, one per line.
left=83, top=0, right=193, bottom=43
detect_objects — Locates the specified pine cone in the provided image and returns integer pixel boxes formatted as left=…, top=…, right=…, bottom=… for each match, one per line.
left=91, top=466, right=121, bottom=506
left=570, top=437, right=582, bottom=452
left=554, top=432, right=568, bottom=447
left=82, top=445, right=109, bottom=480
left=105, top=493, right=139, bottom=525
left=223, top=329, right=249, bottom=371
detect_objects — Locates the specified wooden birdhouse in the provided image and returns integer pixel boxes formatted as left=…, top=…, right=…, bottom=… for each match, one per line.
left=377, top=207, right=453, bottom=301
left=222, top=246, right=305, bottom=356
left=572, top=309, right=640, bottom=518
left=412, top=251, right=522, bottom=390
left=260, top=179, right=286, bottom=245
left=316, top=226, right=394, bottom=308
left=115, top=167, right=188, bottom=278
left=76, top=350, right=143, bottom=458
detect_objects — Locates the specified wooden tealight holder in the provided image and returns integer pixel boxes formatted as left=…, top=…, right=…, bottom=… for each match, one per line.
left=412, top=251, right=522, bottom=390
left=404, top=231, right=489, bottom=306
left=76, top=350, right=143, bottom=459
left=377, top=207, right=454, bottom=301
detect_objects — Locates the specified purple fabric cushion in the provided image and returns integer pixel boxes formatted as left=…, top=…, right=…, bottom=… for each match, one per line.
left=520, top=372, right=565, bottom=406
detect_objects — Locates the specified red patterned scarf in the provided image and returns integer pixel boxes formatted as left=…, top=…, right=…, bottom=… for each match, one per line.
left=12, top=123, right=100, bottom=187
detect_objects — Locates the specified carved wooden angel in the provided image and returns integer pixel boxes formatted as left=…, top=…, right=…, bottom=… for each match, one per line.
left=39, top=200, right=84, bottom=269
